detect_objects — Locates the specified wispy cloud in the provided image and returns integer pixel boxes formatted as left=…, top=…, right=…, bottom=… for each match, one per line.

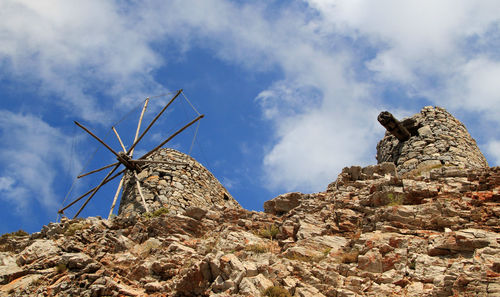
left=0, top=110, right=78, bottom=212
left=306, top=0, right=500, bottom=115
left=0, top=0, right=165, bottom=123
left=486, top=140, right=500, bottom=166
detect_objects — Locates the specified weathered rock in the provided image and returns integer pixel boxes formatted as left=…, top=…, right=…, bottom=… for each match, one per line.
left=16, top=239, right=60, bottom=266
left=264, top=192, right=302, bottom=215
left=296, top=220, right=323, bottom=240
left=239, top=274, right=273, bottom=295
left=0, top=253, right=24, bottom=285
left=184, top=206, right=208, bottom=220
left=295, top=284, right=326, bottom=297
left=357, top=249, right=383, bottom=273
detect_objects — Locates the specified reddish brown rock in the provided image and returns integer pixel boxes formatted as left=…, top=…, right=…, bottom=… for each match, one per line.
left=1, top=146, right=499, bottom=296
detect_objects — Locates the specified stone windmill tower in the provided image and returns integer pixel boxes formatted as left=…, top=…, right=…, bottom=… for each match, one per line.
left=118, top=148, right=240, bottom=216
left=376, top=106, right=488, bottom=175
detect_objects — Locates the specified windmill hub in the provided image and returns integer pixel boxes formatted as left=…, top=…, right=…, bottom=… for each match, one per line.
left=117, top=152, right=141, bottom=172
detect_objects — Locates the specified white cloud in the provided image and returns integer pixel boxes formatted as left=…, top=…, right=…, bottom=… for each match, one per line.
left=256, top=77, right=380, bottom=190
left=307, top=0, right=500, bottom=108
left=0, top=177, right=15, bottom=191
left=0, top=0, right=164, bottom=123
left=0, top=110, right=78, bottom=212
left=445, top=58, right=500, bottom=119
left=262, top=106, right=380, bottom=190
left=486, top=140, right=500, bottom=166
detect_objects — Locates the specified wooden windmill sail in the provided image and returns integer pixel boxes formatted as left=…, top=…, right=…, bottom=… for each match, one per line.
left=58, top=89, right=204, bottom=219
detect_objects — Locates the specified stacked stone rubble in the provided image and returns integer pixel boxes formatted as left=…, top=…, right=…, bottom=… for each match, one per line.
left=118, top=148, right=240, bottom=216
left=2, top=164, right=499, bottom=296
left=377, top=106, right=488, bottom=175
left=2, top=106, right=499, bottom=296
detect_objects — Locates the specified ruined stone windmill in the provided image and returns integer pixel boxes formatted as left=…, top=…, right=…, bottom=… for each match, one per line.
left=376, top=106, right=488, bottom=175
left=58, top=89, right=238, bottom=219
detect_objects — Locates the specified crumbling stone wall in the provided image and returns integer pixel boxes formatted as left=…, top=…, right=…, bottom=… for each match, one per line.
left=118, top=148, right=240, bottom=216
left=377, top=106, right=488, bottom=175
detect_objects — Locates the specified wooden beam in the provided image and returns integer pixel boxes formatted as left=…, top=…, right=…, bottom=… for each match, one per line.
left=112, top=127, right=127, bottom=153
left=77, top=162, right=119, bottom=179
left=130, top=97, right=150, bottom=157
left=377, top=111, right=411, bottom=142
left=127, top=90, right=182, bottom=155
left=134, top=171, right=149, bottom=213
left=139, top=114, right=204, bottom=160
left=75, top=121, right=122, bottom=160
left=73, top=164, right=121, bottom=218
left=108, top=176, right=124, bottom=219
left=59, top=167, right=125, bottom=214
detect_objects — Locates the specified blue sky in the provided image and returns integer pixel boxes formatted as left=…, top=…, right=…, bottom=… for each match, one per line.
left=1, top=0, right=500, bottom=234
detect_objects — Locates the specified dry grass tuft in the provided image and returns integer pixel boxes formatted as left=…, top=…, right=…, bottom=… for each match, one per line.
left=263, top=286, right=292, bottom=297
left=257, top=224, right=280, bottom=240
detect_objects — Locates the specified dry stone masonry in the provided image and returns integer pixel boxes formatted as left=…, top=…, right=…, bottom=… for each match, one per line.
left=118, top=148, right=240, bottom=216
left=377, top=106, right=488, bottom=175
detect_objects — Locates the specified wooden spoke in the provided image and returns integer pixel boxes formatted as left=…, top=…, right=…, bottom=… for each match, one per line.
left=108, top=176, right=124, bottom=219
left=112, top=127, right=127, bottom=153
left=59, top=168, right=126, bottom=214
left=130, top=97, right=150, bottom=157
left=75, top=121, right=122, bottom=159
left=77, top=162, right=119, bottom=179
left=139, top=114, right=204, bottom=160
left=73, top=164, right=121, bottom=218
left=127, top=90, right=182, bottom=155
left=134, top=171, right=149, bottom=213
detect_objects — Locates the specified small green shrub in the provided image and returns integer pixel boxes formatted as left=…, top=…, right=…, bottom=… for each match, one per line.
left=143, top=207, right=169, bottom=219
left=64, top=222, right=90, bottom=236
left=263, top=286, right=292, bottom=297
left=322, top=247, right=332, bottom=256
left=387, top=193, right=404, bottom=206
left=258, top=224, right=279, bottom=240
left=0, top=229, right=28, bottom=240
left=284, top=252, right=323, bottom=262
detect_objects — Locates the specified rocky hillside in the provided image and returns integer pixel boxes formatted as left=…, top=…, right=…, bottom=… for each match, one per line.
left=1, top=162, right=499, bottom=296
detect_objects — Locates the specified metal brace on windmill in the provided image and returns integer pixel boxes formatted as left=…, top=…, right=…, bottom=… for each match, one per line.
left=58, top=89, right=204, bottom=219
